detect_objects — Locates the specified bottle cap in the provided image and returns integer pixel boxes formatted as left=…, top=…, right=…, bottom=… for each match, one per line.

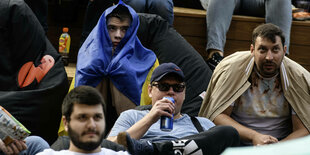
left=63, top=27, right=69, bottom=33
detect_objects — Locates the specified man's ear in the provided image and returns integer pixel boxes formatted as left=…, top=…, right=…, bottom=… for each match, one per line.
left=283, top=45, right=287, bottom=55
left=250, top=44, right=254, bottom=55
left=63, top=116, right=69, bottom=132
left=148, top=84, right=152, bottom=98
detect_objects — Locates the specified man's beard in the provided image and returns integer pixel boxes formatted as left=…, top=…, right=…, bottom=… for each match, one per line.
left=68, top=125, right=105, bottom=151
left=261, top=61, right=277, bottom=75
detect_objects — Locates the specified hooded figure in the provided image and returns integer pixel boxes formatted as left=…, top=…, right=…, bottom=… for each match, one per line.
left=75, top=1, right=157, bottom=107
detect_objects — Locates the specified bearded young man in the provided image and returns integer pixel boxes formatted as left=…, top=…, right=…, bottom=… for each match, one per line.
left=199, top=23, right=310, bottom=146
left=38, top=86, right=129, bottom=155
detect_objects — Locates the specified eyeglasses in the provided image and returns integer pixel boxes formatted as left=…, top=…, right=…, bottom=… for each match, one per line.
left=151, top=83, right=185, bottom=92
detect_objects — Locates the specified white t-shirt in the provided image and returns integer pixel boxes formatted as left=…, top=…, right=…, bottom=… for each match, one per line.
left=231, top=69, right=293, bottom=142
left=36, top=148, right=130, bottom=155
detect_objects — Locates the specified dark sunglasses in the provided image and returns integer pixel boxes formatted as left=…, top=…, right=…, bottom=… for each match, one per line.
left=152, top=83, right=185, bottom=92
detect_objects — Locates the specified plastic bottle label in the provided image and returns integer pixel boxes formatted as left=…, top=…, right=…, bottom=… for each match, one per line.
left=59, top=33, right=70, bottom=54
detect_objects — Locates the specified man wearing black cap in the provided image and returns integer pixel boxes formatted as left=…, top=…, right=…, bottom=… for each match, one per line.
left=107, top=63, right=240, bottom=155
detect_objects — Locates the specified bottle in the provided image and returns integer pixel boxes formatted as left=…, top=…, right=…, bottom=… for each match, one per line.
left=160, top=97, right=174, bottom=131
left=59, top=27, right=71, bottom=66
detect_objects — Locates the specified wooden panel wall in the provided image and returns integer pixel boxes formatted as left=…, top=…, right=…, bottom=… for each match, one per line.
left=173, top=7, right=310, bottom=72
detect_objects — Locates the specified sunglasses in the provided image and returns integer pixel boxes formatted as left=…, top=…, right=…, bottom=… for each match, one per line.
left=152, top=83, right=185, bottom=92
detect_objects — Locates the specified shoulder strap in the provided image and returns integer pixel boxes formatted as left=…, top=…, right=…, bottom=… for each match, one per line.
left=190, top=115, right=204, bottom=133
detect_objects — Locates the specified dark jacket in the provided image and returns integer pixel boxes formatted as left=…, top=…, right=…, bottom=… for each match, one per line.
left=0, top=0, right=68, bottom=144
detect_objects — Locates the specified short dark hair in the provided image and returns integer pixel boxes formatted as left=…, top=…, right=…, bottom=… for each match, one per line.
left=62, top=85, right=106, bottom=121
left=252, top=23, right=285, bottom=47
left=106, top=5, right=132, bottom=23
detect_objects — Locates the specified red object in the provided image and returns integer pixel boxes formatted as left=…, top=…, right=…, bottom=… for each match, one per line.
left=18, top=55, right=55, bottom=88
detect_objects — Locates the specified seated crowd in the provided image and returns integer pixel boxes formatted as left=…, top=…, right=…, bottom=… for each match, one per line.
left=0, top=0, right=309, bottom=155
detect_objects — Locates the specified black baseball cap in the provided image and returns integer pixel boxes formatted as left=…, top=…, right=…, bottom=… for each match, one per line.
left=150, top=63, right=185, bottom=83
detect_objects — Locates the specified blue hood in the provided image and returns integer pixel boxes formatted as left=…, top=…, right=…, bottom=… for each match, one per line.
left=75, top=2, right=156, bottom=105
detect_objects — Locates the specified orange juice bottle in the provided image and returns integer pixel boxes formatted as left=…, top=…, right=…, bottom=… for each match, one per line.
left=59, top=27, right=71, bottom=66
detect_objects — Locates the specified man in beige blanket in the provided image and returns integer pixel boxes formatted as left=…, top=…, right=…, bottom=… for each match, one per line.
left=199, top=23, right=310, bottom=146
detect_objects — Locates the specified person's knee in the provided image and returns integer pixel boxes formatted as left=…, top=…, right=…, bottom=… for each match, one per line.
left=269, top=0, right=291, bottom=6
left=151, top=0, right=173, bottom=14
left=26, top=136, right=45, bottom=143
left=151, top=0, right=173, bottom=8
left=215, top=126, right=240, bottom=146
left=26, top=136, right=50, bottom=149
left=149, top=0, right=174, bottom=24
left=123, top=0, right=145, bottom=11
left=215, top=125, right=237, bottom=135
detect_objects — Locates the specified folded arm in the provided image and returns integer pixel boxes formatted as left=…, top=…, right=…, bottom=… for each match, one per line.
left=214, top=106, right=278, bottom=145
left=281, top=114, right=309, bottom=141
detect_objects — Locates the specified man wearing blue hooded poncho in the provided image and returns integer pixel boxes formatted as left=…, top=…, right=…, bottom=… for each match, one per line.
left=75, top=1, right=158, bottom=116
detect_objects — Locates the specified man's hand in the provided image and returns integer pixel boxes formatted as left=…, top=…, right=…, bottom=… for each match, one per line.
left=214, top=109, right=279, bottom=146
left=147, top=97, right=175, bottom=124
left=108, top=97, right=176, bottom=141
left=0, top=139, right=27, bottom=155
left=252, top=133, right=278, bottom=146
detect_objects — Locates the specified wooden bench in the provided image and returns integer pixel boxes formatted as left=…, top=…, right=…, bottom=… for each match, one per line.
left=173, top=7, right=310, bottom=72
left=63, top=7, right=310, bottom=81
left=64, top=63, right=76, bottom=86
